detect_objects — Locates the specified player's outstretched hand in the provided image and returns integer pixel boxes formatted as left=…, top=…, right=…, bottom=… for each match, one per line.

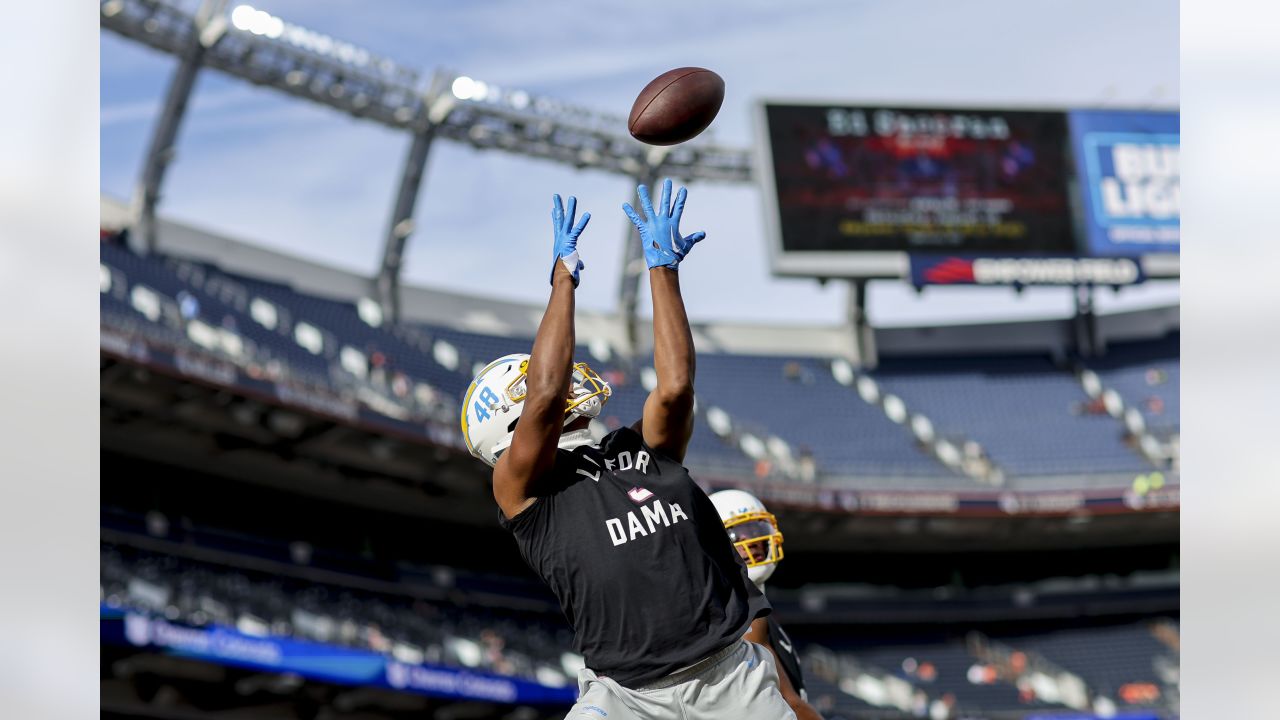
left=551, top=194, right=590, bottom=287
left=622, top=178, right=707, bottom=270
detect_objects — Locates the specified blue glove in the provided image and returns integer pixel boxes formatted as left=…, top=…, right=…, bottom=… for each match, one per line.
left=622, top=178, right=707, bottom=270
left=550, top=194, right=590, bottom=286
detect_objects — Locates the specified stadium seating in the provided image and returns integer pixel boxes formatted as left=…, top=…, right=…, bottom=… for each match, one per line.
left=872, top=354, right=1153, bottom=476
left=1009, top=622, right=1177, bottom=708
left=101, top=542, right=580, bottom=685
left=101, top=534, right=1179, bottom=718
left=1085, top=334, right=1180, bottom=433
left=102, top=244, right=331, bottom=379
left=101, top=242, right=1179, bottom=482
left=847, top=640, right=1062, bottom=713
left=695, top=352, right=951, bottom=477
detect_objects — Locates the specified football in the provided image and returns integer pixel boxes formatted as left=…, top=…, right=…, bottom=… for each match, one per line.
left=628, top=67, right=725, bottom=146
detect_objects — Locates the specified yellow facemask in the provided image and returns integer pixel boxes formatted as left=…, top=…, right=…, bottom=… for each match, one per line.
left=505, top=359, right=611, bottom=418
left=724, top=510, right=784, bottom=568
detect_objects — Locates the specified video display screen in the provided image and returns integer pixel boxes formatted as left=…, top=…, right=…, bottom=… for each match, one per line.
left=760, top=104, right=1076, bottom=257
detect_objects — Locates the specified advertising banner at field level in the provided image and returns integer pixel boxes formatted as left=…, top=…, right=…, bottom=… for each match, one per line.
left=1069, top=110, right=1180, bottom=256
left=100, top=604, right=576, bottom=705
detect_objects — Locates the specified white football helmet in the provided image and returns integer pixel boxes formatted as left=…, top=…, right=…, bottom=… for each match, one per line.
left=461, top=353, right=611, bottom=467
left=709, top=489, right=784, bottom=586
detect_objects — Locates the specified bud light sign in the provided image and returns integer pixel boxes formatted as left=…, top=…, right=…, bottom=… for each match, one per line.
left=1069, top=110, right=1179, bottom=256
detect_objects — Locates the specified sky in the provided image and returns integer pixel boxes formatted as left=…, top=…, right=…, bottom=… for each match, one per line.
left=100, top=0, right=1180, bottom=327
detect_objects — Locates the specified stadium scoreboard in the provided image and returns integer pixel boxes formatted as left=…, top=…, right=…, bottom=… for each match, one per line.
left=754, top=102, right=1180, bottom=284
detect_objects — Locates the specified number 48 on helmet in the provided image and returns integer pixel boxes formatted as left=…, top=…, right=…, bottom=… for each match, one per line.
left=460, top=353, right=611, bottom=467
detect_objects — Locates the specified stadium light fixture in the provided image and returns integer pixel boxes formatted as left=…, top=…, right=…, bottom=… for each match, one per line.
left=229, top=5, right=255, bottom=31
left=230, top=3, right=376, bottom=70
left=451, top=76, right=477, bottom=101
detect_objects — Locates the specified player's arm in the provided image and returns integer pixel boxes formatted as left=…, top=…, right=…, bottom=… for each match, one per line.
left=622, top=179, right=706, bottom=462
left=642, top=267, right=695, bottom=460
left=492, top=194, right=590, bottom=520
left=745, top=618, right=825, bottom=720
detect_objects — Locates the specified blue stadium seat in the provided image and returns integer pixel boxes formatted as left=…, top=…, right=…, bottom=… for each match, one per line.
left=696, top=353, right=953, bottom=478
left=1009, top=622, right=1175, bottom=705
left=873, top=354, right=1151, bottom=477
left=1086, top=334, right=1180, bottom=433
left=100, top=241, right=1179, bottom=481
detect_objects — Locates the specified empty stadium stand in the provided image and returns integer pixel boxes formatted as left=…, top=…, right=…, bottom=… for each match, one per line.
left=101, top=239, right=1178, bottom=486
left=872, top=354, right=1152, bottom=476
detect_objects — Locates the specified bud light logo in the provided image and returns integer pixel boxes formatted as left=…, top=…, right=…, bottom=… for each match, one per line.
left=1095, top=141, right=1179, bottom=223
left=1070, top=110, right=1180, bottom=256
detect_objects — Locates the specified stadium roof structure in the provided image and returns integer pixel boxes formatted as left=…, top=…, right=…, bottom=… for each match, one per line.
left=101, top=0, right=752, bottom=350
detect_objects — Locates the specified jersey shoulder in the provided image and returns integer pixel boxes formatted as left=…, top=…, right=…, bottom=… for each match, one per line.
left=601, top=424, right=690, bottom=470
left=599, top=425, right=643, bottom=447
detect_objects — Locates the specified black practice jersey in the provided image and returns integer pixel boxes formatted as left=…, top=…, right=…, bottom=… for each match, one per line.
left=766, top=613, right=805, bottom=695
left=499, top=426, right=770, bottom=687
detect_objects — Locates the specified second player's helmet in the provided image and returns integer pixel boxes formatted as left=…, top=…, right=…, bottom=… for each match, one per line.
left=461, top=353, right=611, bottom=467
left=709, top=488, right=784, bottom=586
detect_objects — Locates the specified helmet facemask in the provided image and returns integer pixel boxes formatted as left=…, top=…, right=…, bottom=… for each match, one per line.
left=564, top=362, right=610, bottom=421
left=724, top=511, right=784, bottom=584
left=504, top=360, right=610, bottom=425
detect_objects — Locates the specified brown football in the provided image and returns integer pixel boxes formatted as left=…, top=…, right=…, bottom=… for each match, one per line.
left=628, top=67, right=725, bottom=146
